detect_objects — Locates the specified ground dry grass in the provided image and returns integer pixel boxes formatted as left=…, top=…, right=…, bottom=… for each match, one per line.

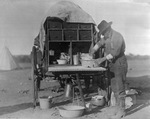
left=0, top=60, right=149, bottom=119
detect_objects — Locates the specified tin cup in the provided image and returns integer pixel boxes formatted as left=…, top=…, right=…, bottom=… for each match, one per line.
left=73, top=54, right=79, bottom=65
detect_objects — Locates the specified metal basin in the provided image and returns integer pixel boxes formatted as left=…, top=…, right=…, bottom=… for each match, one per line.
left=58, top=105, right=85, bottom=118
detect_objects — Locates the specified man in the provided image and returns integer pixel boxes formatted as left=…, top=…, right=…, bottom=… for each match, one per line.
left=32, top=35, right=43, bottom=91
left=90, top=20, right=128, bottom=110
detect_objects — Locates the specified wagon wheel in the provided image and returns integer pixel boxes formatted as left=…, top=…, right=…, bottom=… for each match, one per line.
left=31, top=46, right=38, bottom=108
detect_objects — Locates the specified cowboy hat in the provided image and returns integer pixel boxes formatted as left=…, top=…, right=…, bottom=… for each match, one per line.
left=97, top=20, right=112, bottom=35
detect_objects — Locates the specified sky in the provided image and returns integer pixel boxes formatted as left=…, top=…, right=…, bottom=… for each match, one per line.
left=0, top=0, right=150, bottom=55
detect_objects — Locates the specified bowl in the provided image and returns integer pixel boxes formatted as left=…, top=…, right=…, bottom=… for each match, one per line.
left=57, top=59, right=67, bottom=64
left=58, top=105, right=85, bottom=118
left=80, top=59, right=99, bottom=68
left=91, top=95, right=105, bottom=106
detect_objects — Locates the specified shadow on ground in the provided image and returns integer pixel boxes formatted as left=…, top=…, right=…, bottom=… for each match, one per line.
left=126, top=75, right=150, bottom=116
left=0, top=103, right=33, bottom=116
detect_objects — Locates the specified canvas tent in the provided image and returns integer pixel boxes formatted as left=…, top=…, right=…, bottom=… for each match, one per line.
left=0, top=45, right=20, bottom=70
left=35, top=1, right=96, bottom=53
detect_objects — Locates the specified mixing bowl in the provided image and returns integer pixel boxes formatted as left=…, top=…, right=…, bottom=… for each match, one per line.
left=58, top=105, right=85, bottom=118
left=57, top=59, right=67, bottom=64
left=80, top=59, right=99, bottom=68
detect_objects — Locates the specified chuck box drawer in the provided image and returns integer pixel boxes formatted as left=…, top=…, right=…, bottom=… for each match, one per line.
left=64, top=30, right=77, bottom=40
left=79, top=30, right=91, bottom=41
left=49, top=30, right=62, bottom=41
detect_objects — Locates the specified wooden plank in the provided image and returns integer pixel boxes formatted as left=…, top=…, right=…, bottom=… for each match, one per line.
left=48, top=65, right=106, bottom=72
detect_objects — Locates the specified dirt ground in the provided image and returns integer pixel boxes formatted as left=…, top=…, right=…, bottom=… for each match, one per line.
left=0, top=60, right=150, bottom=119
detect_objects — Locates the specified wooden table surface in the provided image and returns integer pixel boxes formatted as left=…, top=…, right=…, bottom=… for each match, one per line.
left=48, top=65, right=106, bottom=72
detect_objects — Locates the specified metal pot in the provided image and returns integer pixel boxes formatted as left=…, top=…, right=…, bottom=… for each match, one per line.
left=91, top=95, right=105, bottom=106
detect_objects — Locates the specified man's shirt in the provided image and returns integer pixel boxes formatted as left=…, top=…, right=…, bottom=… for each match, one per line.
left=96, top=29, right=125, bottom=59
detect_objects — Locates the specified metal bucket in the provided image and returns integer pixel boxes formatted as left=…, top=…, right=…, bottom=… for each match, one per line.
left=39, top=96, right=53, bottom=109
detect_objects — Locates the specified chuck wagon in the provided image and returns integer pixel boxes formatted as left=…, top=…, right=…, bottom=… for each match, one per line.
left=31, top=1, right=110, bottom=108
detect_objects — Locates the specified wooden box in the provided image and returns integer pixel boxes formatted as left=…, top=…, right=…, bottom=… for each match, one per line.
left=47, top=21, right=62, bottom=29
left=63, top=23, right=78, bottom=29
left=79, top=24, right=91, bottom=29
left=79, top=30, right=91, bottom=41
left=64, top=30, right=77, bottom=41
left=49, top=30, right=62, bottom=41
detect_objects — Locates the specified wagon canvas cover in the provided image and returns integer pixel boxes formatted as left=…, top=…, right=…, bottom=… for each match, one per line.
left=35, top=1, right=96, bottom=53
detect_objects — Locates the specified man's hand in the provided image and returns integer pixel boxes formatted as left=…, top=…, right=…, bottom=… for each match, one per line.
left=89, top=49, right=96, bottom=57
left=94, top=57, right=106, bottom=65
left=89, top=43, right=100, bottom=56
left=106, top=54, right=113, bottom=60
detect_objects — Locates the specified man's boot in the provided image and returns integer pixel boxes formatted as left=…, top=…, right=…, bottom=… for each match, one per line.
left=113, top=93, right=126, bottom=118
left=119, top=97, right=125, bottom=109
left=118, top=96, right=126, bottom=118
